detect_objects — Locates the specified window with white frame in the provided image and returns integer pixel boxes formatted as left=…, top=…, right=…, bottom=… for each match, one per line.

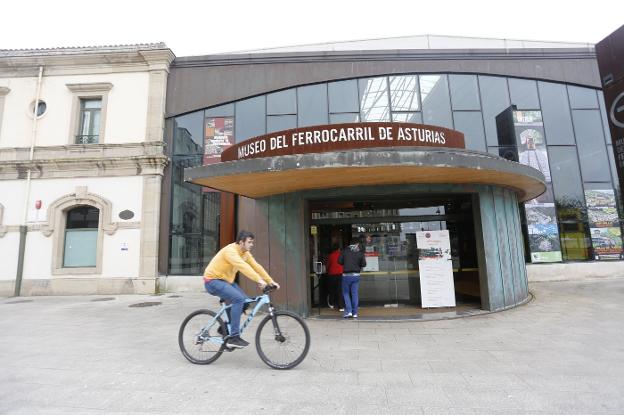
left=76, top=98, right=102, bottom=144
left=66, top=82, right=112, bottom=145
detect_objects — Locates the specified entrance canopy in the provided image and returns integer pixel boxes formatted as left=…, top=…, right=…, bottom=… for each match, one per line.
left=185, top=147, right=546, bottom=202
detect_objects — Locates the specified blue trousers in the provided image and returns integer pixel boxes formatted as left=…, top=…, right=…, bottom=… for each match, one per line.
left=204, top=280, right=248, bottom=336
left=342, top=274, right=360, bottom=315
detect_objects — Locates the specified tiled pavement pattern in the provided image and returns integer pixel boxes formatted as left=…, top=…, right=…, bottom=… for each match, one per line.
left=1, top=278, right=623, bottom=414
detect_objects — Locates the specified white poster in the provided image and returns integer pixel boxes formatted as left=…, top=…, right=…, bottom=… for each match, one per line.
left=417, top=230, right=456, bottom=308
left=362, top=255, right=379, bottom=272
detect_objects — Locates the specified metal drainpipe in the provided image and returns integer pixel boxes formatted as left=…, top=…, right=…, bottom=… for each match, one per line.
left=15, top=66, right=44, bottom=297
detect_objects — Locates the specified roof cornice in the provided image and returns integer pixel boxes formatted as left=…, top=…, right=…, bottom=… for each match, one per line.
left=0, top=43, right=175, bottom=76
left=172, top=47, right=597, bottom=68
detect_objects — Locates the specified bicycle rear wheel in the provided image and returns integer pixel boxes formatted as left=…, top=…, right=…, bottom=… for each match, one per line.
left=178, top=309, right=226, bottom=365
left=255, top=310, right=310, bottom=370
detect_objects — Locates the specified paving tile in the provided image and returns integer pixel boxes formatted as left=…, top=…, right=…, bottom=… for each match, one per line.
left=2, top=279, right=624, bottom=414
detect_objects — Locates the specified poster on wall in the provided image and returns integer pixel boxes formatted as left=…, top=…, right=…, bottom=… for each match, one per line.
left=525, top=203, right=563, bottom=262
left=514, top=110, right=563, bottom=263
left=515, top=111, right=551, bottom=182
left=416, top=230, right=456, bottom=308
left=204, top=117, right=234, bottom=165
left=585, top=189, right=624, bottom=260
left=362, top=234, right=380, bottom=272
left=203, top=117, right=234, bottom=193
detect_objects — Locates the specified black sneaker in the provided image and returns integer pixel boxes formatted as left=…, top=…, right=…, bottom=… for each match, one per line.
left=217, top=325, right=228, bottom=336
left=226, top=336, right=249, bottom=349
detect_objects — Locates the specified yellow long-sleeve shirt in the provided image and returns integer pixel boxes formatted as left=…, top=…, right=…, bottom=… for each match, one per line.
left=203, top=243, right=274, bottom=285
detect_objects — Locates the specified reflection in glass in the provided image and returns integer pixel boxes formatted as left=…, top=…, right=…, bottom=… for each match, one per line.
left=607, top=145, right=619, bottom=191
left=453, top=111, right=486, bottom=151
left=571, top=110, right=611, bottom=182
left=389, top=75, right=419, bottom=111
left=328, top=80, right=359, bottom=113
left=329, top=113, right=360, bottom=124
left=170, top=234, right=202, bottom=274
left=235, top=96, right=265, bottom=142
left=449, top=75, right=480, bottom=110
left=567, top=86, right=598, bottom=109
left=558, top=221, right=591, bottom=261
left=172, top=182, right=202, bottom=234
left=359, top=77, right=390, bottom=121
left=479, top=76, right=510, bottom=146
left=298, top=84, right=329, bottom=127
left=549, top=146, right=586, bottom=221
left=420, top=75, right=453, bottom=128
left=538, top=81, right=575, bottom=145
left=267, top=115, right=297, bottom=133
left=508, top=78, right=540, bottom=110
left=392, top=112, right=422, bottom=123
left=174, top=111, right=204, bottom=155
left=205, top=104, right=234, bottom=117
left=169, top=177, right=220, bottom=274
left=598, top=94, right=612, bottom=144
left=267, top=89, right=297, bottom=115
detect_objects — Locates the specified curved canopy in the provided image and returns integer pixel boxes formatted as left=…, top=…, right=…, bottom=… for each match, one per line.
left=185, top=148, right=546, bottom=202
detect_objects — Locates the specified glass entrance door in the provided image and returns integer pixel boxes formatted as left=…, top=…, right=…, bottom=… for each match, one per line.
left=310, top=195, right=480, bottom=310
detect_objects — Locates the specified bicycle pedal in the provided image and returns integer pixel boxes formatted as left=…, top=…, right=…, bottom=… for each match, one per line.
left=224, top=346, right=236, bottom=352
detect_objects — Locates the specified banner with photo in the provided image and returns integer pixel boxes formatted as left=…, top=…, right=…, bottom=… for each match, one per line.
left=525, top=203, right=563, bottom=262
left=204, top=117, right=234, bottom=165
left=585, top=189, right=624, bottom=260
left=203, top=117, right=234, bottom=193
left=515, top=111, right=551, bottom=183
left=514, top=110, right=562, bottom=262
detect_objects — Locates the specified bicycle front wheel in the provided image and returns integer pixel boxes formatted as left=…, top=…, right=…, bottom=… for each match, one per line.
left=255, top=310, right=310, bottom=370
left=178, top=309, right=226, bottom=365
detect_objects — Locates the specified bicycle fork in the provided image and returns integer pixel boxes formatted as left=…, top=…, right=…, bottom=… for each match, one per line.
left=269, top=305, right=286, bottom=343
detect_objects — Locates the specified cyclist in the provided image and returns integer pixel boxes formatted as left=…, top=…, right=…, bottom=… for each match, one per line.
left=203, top=230, right=280, bottom=348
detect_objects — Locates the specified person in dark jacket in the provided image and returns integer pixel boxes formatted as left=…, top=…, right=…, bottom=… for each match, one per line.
left=338, top=239, right=366, bottom=318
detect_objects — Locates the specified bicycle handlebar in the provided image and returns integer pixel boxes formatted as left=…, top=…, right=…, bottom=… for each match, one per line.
left=262, top=284, right=278, bottom=294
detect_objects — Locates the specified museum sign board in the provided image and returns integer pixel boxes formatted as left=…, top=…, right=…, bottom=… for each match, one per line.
left=221, top=122, right=465, bottom=162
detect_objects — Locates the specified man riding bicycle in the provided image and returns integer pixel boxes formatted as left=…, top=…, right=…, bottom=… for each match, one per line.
left=203, top=230, right=280, bottom=349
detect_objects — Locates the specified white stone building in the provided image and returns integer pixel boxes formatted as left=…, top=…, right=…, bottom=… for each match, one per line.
left=0, top=44, right=174, bottom=296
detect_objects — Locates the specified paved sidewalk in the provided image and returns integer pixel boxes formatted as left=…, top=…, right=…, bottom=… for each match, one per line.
left=1, top=278, right=623, bottom=414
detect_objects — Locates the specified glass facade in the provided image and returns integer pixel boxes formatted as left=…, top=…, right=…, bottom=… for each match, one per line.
left=167, top=73, right=619, bottom=272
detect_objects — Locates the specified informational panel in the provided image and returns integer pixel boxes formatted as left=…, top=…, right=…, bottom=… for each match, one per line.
left=417, top=230, right=456, bottom=308
left=515, top=110, right=563, bottom=262
left=586, top=189, right=624, bottom=260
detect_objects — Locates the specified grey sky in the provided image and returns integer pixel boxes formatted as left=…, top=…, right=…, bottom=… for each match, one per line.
left=1, top=0, right=621, bottom=56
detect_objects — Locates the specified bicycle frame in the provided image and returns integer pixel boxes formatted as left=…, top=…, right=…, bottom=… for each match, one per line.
left=201, top=293, right=274, bottom=346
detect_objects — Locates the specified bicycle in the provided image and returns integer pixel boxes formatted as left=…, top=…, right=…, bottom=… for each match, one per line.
left=178, top=285, right=311, bottom=370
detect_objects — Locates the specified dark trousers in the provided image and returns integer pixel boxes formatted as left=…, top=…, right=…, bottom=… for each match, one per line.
left=327, top=274, right=344, bottom=309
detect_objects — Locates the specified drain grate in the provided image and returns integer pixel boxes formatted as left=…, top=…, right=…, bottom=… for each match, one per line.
left=91, top=297, right=115, bottom=302
left=129, top=301, right=162, bottom=308
left=5, top=299, right=34, bottom=304
left=167, top=295, right=182, bottom=298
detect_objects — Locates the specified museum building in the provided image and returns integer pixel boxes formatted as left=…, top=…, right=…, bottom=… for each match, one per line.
left=1, top=35, right=621, bottom=317
left=161, top=35, right=623, bottom=316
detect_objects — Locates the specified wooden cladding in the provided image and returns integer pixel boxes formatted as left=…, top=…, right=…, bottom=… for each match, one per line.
left=221, top=122, right=465, bottom=162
